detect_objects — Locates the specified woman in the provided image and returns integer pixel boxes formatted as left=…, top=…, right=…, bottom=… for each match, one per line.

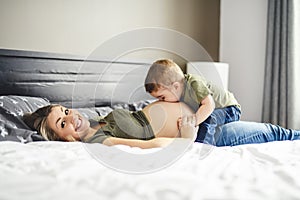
left=23, top=101, right=198, bottom=149
left=23, top=101, right=300, bottom=148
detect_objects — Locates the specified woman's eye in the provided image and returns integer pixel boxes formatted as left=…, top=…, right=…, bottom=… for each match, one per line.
left=61, top=121, right=66, bottom=128
left=65, top=109, right=69, bottom=115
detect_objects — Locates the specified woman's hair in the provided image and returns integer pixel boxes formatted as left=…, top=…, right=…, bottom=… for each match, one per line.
left=144, top=59, right=185, bottom=93
left=23, top=104, right=63, bottom=141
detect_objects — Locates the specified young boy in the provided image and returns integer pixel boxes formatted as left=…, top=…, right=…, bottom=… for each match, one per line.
left=144, top=59, right=241, bottom=144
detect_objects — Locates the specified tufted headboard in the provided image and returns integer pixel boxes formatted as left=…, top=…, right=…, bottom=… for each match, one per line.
left=0, top=48, right=153, bottom=107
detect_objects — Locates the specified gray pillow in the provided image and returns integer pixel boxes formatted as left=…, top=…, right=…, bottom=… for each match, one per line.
left=0, top=95, right=114, bottom=142
left=0, top=95, right=50, bottom=142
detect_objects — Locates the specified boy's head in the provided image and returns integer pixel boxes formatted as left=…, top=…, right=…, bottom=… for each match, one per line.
left=144, top=59, right=185, bottom=102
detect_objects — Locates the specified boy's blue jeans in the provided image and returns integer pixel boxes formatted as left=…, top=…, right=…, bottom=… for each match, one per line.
left=195, top=105, right=241, bottom=144
left=214, top=121, right=300, bottom=146
left=196, top=106, right=300, bottom=146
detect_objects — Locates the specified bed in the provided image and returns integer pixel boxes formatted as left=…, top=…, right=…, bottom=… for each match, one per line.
left=1, top=48, right=300, bottom=200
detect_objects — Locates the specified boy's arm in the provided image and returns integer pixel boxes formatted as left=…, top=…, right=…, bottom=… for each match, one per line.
left=195, top=94, right=215, bottom=125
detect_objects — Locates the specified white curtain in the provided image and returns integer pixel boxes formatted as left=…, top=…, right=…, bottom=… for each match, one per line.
left=262, top=0, right=300, bottom=129
left=291, top=0, right=300, bottom=129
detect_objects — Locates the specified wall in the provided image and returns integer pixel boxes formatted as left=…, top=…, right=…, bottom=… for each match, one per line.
left=0, top=0, right=269, bottom=122
left=220, top=0, right=268, bottom=122
left=0, top=0, right=220, bottom=64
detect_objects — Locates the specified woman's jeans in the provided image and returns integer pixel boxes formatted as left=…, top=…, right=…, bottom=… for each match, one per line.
left=205, top=121, right=300, bottom=146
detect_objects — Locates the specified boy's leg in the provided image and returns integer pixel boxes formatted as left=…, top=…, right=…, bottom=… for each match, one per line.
left=215, top=121, right=300, bottom=146
left=195, top=106, right=241, bottom=144
left=195, top=111, right=218, bottom=144
left=223, top=105, right=241, bottom=124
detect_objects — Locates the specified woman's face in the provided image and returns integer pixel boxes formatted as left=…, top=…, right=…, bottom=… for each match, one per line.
left=47, top=106, right=91, bottom=141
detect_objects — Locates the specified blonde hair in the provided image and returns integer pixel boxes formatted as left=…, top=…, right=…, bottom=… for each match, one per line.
left=23, top=104, right=63, bottom=141
left=144, top=59, right=185, bottom=93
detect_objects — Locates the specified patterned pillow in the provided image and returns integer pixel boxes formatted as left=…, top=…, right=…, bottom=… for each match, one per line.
left=0, top=95, right=50, bottom=143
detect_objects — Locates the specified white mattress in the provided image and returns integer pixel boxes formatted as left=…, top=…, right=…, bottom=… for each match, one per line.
left=1, top=140, right=300, bottom=200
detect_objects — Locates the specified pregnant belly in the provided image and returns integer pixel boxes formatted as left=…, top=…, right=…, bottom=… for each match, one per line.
left=142, top=101, right=194, bottom=138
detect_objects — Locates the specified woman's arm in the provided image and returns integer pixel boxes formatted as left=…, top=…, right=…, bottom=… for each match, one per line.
left=178, top=115, right=198, bottom=141
left=102, top=137, right=179, bottom=149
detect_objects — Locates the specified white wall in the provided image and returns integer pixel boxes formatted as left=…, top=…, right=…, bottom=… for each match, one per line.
left=220, top=0, right=268, bottom=122
left=0, top=0, right=220, bottom=62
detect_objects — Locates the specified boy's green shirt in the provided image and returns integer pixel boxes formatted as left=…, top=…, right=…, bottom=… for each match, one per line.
left=180, top=74, right=241, bottom=112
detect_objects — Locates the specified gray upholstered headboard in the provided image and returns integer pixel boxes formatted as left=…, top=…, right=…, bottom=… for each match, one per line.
left=0, top=49, right=153, bottom=107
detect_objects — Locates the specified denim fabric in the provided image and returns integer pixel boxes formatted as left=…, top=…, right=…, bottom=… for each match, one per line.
left=195, top=105, right=241, bottom=144
left=214, top=121, right=300, bottom=146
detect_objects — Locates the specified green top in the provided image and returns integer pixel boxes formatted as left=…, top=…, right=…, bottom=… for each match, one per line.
left=181, top=74, right=241, bottom=112
left=84, top=109, right=155, bottom=144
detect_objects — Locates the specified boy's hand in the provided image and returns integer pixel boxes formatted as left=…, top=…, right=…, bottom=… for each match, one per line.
left=178, top=115, right=198, bottom=140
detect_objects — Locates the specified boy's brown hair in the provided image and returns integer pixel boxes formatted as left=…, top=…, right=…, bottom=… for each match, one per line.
left=144, top=59, right=185, bottom=93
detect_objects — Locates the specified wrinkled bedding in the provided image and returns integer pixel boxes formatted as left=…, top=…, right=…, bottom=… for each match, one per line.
left=1, top=140, right=300, bottom=200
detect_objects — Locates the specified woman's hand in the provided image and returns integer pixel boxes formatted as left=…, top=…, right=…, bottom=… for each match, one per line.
left=178, top=115, right=198, bottom=141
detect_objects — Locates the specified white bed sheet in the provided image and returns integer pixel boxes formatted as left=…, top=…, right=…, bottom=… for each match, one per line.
left=1, top=140, right=300, bottom=200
